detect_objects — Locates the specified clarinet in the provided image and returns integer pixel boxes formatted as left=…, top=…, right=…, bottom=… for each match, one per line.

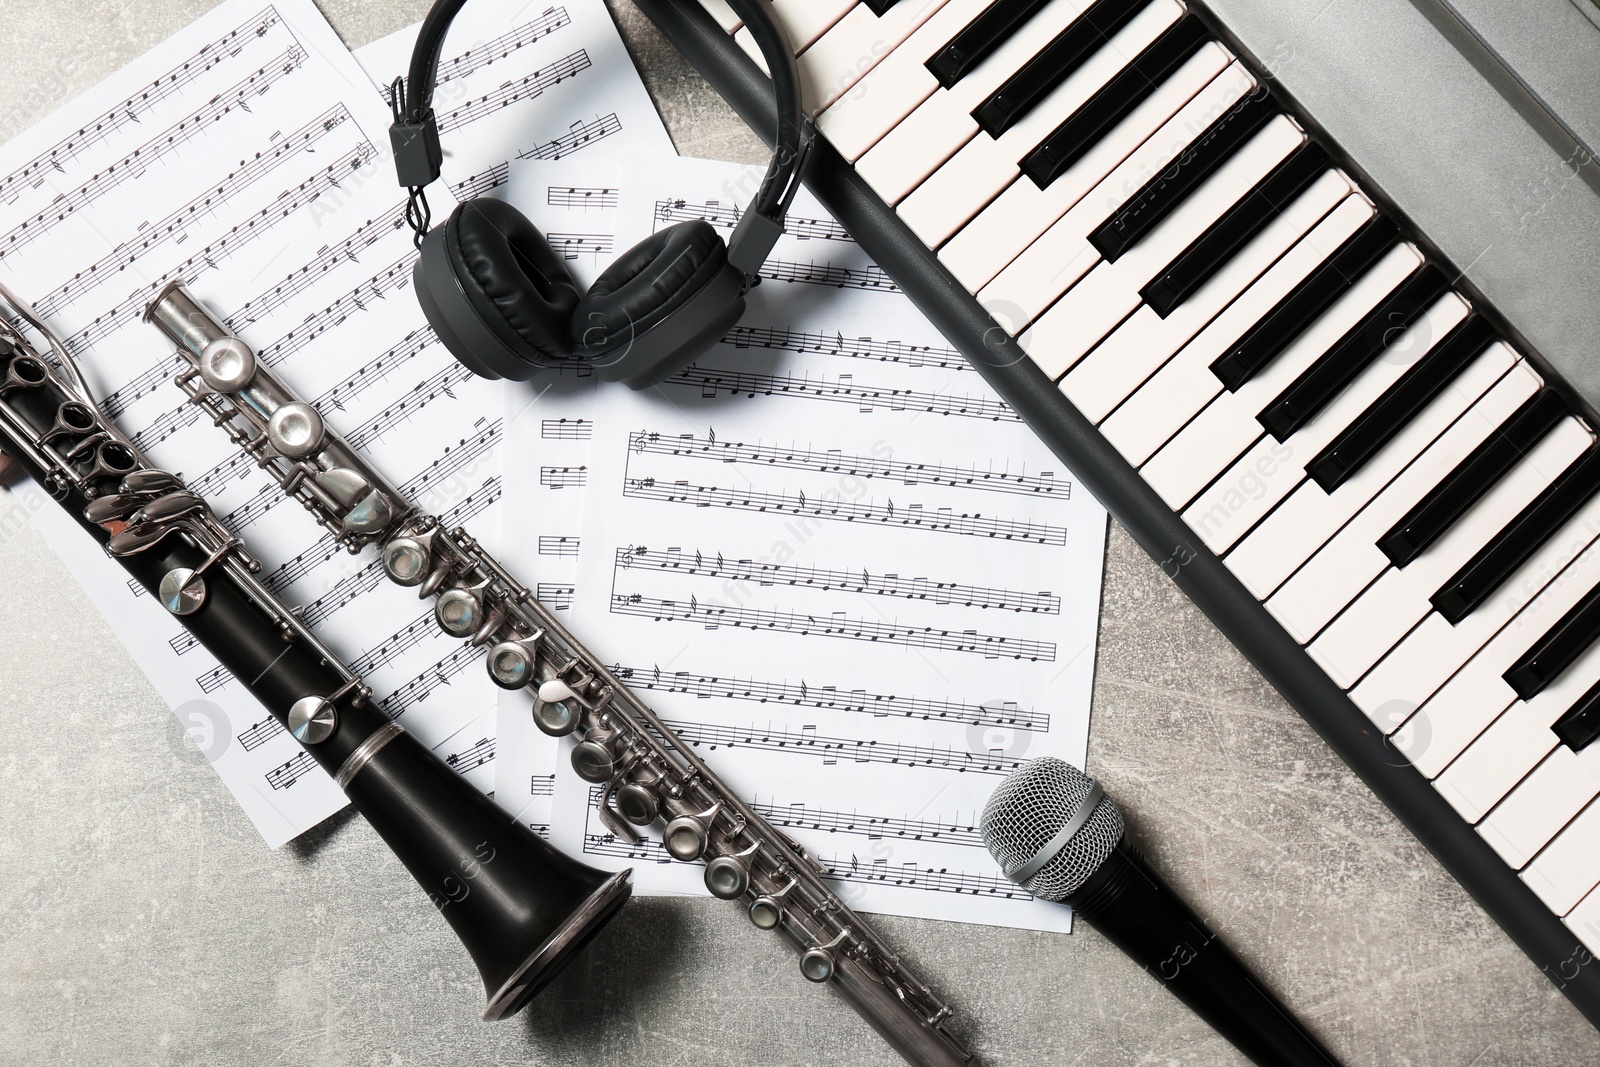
left=146, top=282, right=980, bottom=1067
left=0, top=282, right=632, bottom=1022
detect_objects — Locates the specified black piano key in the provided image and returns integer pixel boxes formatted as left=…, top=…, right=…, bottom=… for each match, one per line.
left=974, top=0, right=1146, bottom=139
left=1378, top=388, right=1569, bottom=567
left=863, top=0, right=902, bottom=15
left=1209, top=215, right=1398, bottom=391
left=1087, top=85, right=1278, bottom=261
left=1554, top=682, right=1600, bottom=753
left=1015, top=13, right=1210, bottom=180
left=1257, top=264, right=1449, bottom=442
left=1505, top=584, right=1600, bottom=701
left=926, top=0, right=1052, bottom=89
left=1306, top=314, right=1496, bottom=492
left=1432, top=446, right=1600, bottom=624
left=1141, top=141, right=1329, bottom=318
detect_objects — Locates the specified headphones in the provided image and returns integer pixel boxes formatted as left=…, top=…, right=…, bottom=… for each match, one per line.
left=388, top=0, right=809, bottom=390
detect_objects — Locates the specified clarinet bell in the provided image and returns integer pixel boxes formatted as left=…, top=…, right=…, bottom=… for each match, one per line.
left=336, top=727, right=633, bottom=1019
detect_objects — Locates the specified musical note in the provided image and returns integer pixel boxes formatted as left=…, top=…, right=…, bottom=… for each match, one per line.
left=626, top=430, right=1066, bottom=499
left=517, top=114, right=624, bottom=161
left=237, top=714, right=285, bottom=753
left=666, top=366, right=1019, bottom=422
left=0, top=46, right=312, bottom=257
left=265, top=752, right=317, bottom=792
left=0, top=8, right=284, bottom=203
left=538, top=536, right=581, bottom=557
left=762, top=258, right=897, bottom=293
left=443, top=737, right=496, bottom=774
left=612, top=664, right=1048, bottom=731
left=721, top=324, right=967, bottom=373
left=434, top=9, right=574, bottom=88
left=537, top=583, right=576, bottom=611
left=621, top=478, right=1067, bottom=545
left=435, top=49, right=595, bottom=135
left=451, top=162, right=510, bottom=201
left=548, top=186, right=619, bottom=211
left=614, top=546, right=1060, bottom=613
left=539, top=465, right=588, bottom=489
left=546, top=232, right=614, bottom=261
left=652, top=199, right=854, bottom=244
left=541, top=418, right=593, bottom=441
left=39, top=110, right=369, bottom=321
left=610, top=594, right=1056, bottom=660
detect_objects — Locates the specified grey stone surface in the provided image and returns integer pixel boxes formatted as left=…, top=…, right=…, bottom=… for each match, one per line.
left=2, top=1, right=1600, bottom=1065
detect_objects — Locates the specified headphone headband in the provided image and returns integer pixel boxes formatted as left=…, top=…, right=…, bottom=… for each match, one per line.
left=390, top=0, right=808, bottom=267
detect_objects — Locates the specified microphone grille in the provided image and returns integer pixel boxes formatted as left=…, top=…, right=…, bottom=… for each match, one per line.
left=980, top=757, right=1124, bottom=902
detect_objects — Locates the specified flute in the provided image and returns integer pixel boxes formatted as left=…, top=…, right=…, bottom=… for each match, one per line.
left=0, top=281, right=631, bottom=1022
left=146, top=281, right=979, bottom=1067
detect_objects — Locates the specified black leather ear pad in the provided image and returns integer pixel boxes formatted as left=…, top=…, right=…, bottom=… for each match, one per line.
left=571, top=221, right=730, bottom=357
left=446, top=198, right=582, bottom=365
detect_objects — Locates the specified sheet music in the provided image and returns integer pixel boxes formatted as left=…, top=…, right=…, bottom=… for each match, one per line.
left=355, top=2, right=674, bottom=198
left=355, top=6, right=672, bottom=818
left=0, top=0, right=669, bottom=846
left=490, top=158, right=623, bottom=835
left=507, top=154, right=1106, bottom=930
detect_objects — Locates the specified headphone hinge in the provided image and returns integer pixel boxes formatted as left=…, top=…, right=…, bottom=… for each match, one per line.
left=390, top=111, right=444, bottom=190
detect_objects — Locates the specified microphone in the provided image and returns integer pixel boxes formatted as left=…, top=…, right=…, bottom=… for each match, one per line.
left=981, top=758, right=1342, bottom=1067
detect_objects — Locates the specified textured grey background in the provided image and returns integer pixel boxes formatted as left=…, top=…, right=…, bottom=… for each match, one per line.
left=2, top=1, right=1600, bottom=1065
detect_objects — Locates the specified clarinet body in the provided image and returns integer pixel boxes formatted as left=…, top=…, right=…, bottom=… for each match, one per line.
left=0, top=284, right=631, bottom=1022
left=146, top=282, right=979, bottom=1067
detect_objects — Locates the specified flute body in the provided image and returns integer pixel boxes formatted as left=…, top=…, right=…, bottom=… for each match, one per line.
left=146, top=282, right=978, bottom=1067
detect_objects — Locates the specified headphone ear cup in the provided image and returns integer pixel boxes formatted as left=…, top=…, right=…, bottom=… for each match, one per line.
left=572, top=221, right=744, bottom=387
left=445, top=198, right=582, bottom=372
left=573, top=221, right=728, bottom=351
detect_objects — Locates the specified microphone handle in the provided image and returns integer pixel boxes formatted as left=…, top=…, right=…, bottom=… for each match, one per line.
left=1066, top=837, right=1342, bottom=1067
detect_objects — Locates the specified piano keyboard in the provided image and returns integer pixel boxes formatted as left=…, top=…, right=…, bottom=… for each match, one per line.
left=637, top=0, right=1600, bottom=1028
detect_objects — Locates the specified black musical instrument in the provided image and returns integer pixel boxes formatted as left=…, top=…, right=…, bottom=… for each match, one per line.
left=0, top=283, right=630, bottom=1022
left=633, top=0, right=1600, bottom=1029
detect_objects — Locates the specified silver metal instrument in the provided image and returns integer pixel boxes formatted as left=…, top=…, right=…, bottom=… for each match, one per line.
left=145, top=281, right=979, bottom=1067
left=0, top=280, right=632, bottom=1024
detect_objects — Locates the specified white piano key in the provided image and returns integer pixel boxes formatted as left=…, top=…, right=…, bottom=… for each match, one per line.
left=975, top=61, right=1259, bottom=325
left=1308, top=420, right=1592, bottom=688
left=1352, top=488, right=1600, bottom=723
left=816, top=0, right=993, bottom=161
left=1181, top=294, right=1470, bottom=555
left=896, top=0, right=1183, bottom=249
left=796, top=0, right=953, bottom=114
left=700, top=0, right=745, bottom=35
left=1063, top=172, right=1353, bottom=425
left=735, top=0, right=858, bottom=66
left=1522, top=795, right=1600, bottom=915
left=940, top=45, right=1236, bottom=293
left=1021, top=118, right=1307, bottom=380
left=1391, top=527, right=1600, bottom=778
left=1434, top=625, right=1600, bottom=823
left=1099, top=195, right=1376, bottom=468
left=1267, top=363, right=1544, bottom=647
left=772, top=0, right=857, bottom=50
left=1565, top=884, right=1600, bottom=956
left=1481, top=742, right=1600, bottom=869
left=1139, top=243, right=1424, bottom=512
left=1227, top=343, right=1519, bottom=600
left=857, top=0, right=1095, bottom=205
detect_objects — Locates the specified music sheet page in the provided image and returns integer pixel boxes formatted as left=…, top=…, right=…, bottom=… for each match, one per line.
left=491, top=158, right=622, bottom=837
left=354, top=1, right=674, bottom=197
left=502, top=153, right=1108, bottom=930
left=0, top=0, right=668, bottom=846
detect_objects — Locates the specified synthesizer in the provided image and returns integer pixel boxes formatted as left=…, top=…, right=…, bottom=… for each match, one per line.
left=632, top=0, right=1600, bottom=1027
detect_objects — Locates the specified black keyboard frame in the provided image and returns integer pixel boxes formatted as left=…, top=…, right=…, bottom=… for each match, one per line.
left=633, top=0, right=1600, bottom=1028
